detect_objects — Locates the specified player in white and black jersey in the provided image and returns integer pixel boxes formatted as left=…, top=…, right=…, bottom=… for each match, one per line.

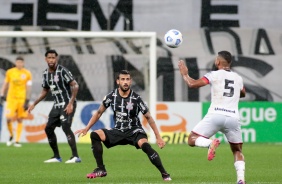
left=74, top=70, right=171, bottom=181
left=178, top=51, right=246, bottom=184
left=28, top=49, right=81, bottom=164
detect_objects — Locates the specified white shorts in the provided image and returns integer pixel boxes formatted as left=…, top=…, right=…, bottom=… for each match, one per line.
left=192, top=113, right=243, bottom=144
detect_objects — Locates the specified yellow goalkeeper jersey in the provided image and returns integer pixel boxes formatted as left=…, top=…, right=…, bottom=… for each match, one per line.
left=5, top=67, right=32, bottom=100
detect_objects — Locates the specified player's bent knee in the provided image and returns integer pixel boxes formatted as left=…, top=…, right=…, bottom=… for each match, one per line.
left=187, top=136, right=195, bottom=147
left=61, top=124, right=75, bottom=137
left=44, top=125, right=55, bottom=135
left=137, top=138, right=147, bottom=147
left=90, top=131, right=102, bottom=141
left=187, top=132, right=198, bottom=147
left=188, top=140, right=195, bottom=147
left=141, top=142, right=152, bottom=152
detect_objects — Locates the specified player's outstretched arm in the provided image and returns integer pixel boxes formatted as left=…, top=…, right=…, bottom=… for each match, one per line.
left=28, top=88, right=49, bottom=113
left=144, top=111, right=166, bottom=149
left=74, top=104, right=106, bottom=137
left=178, top=60, right=208, bottom=88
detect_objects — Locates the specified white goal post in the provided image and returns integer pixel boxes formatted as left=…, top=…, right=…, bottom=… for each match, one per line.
left=0, top=31, right=157, bottom=142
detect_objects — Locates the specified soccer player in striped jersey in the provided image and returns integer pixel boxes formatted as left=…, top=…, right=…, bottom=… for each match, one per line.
left=75, top=70, right=171, bottom=181
left=0, top=56, right=32, bottom=147
left=28, top=49, right=81, bottom=164
left=178, top=51, right=246, bottom=184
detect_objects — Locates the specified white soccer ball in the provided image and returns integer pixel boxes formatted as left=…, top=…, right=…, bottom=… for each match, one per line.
left=164, top=29, right=183, bottom=48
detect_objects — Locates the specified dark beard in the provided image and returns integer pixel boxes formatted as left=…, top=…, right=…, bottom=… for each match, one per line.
left=120, top=87, right=130, bottom=92
left=48, top=63, right=57, bottom=71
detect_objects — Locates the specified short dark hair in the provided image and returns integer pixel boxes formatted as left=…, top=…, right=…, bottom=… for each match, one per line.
left=117, top=70, right=131, bottom=79
left=45, top=49, right=58, bottom=57
left=218, top=50, right=232, bottom=64
left=15, top=56, right=24, bottom=61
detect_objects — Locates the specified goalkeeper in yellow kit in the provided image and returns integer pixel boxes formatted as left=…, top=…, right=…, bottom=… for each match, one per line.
left=0, top=56, right=32, bottom=147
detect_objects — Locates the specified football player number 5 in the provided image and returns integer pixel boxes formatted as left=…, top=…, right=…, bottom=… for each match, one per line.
left=223, top=79, right=234, bottom=97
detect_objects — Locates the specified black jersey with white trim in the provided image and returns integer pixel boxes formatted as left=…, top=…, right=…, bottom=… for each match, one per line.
left=103, top=88, right=149, bottom=131
left=42, top=65, right=75, bottom=107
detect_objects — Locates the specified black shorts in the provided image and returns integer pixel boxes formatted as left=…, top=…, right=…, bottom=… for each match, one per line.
left=47, top=102, right=76, bottom=127
left=102, top=127, right=148, bottom=149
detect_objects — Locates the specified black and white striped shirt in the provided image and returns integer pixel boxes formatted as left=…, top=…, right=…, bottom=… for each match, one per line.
left=103, top=89, right=149, bottom=131
left=42, top=65, right=75, bottom=108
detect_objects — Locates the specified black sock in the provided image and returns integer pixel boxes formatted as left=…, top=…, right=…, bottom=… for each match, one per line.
left=66, top=131, right=79, bottom=157
left=45, top=128, right=60, bottom=158
left=141, top=142, right=167, bottom=174
left=90, top=132, right=105, bottom=170
left=62, top=123, right=79, bottom=157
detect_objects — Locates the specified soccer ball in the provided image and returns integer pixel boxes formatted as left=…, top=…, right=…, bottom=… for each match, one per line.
left=164, top=29, right=183, bottom=48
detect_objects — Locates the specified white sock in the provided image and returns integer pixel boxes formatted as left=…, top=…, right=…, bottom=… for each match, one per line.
left=195, top=137, right=212, bottom=148
left=234, top=161, right=245, bottom=182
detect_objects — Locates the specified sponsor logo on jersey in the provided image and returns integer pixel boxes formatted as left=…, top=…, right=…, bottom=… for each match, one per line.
left=132, top=128, right=145, bottom=134
left=214, top=107, right=235, bottom=113
left=60, top=115, right=66, bottom=121
left=51, top=90, right=62, bottom=95
left=116, top=111, right=127, bottom=123
left=64, top=74, right=70, bottom=82
left=131, top=95, right=137, bottom=100
left=104, top=98, right=112, bottom=105
left=139, top=102, right=146, bottom=111
left=49, top=85, right=56, bottom=90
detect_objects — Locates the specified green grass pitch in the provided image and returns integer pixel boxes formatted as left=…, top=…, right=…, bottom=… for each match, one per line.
left=1, top=142, right=281, bottom=183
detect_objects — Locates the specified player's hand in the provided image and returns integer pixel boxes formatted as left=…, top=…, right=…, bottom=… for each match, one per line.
left=27, top=104, right=35, bottom=113
left=178, top=60, right=189, bottom=76
left=74, top=129, right=87, bottom=137
left=64, top=103, right=73, bottom=114
left=156, top=137, right=166, bottom=149
left=23, top=99, right=29, bottom=110
left=0, top=96, right=6, bottom=105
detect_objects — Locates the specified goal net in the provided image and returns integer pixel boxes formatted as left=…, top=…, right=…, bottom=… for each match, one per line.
left=0, top=31, right=157, bottom=142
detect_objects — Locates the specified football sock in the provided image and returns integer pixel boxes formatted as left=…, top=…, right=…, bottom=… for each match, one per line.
left=234, top=160, right=245, bottom=182
left=15, top=122, right=23, bottom=143
left=66, top=132, right=79, bottom=157
left=141, top=142, right=167, bottom=174
left=7, top=121, right=13, bottom=138
left=62, top=124, right=79, bottom=157
left=195, top=137, right=212, bottom=148
left=90, top=132, right=105, bottom=170
left=45, top=126, right=60, bottom=158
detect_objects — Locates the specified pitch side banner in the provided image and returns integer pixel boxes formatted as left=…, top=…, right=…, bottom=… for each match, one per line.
left=1, top=102, right=282, bottom=144
left=0, top=102, right=202, bottom=143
